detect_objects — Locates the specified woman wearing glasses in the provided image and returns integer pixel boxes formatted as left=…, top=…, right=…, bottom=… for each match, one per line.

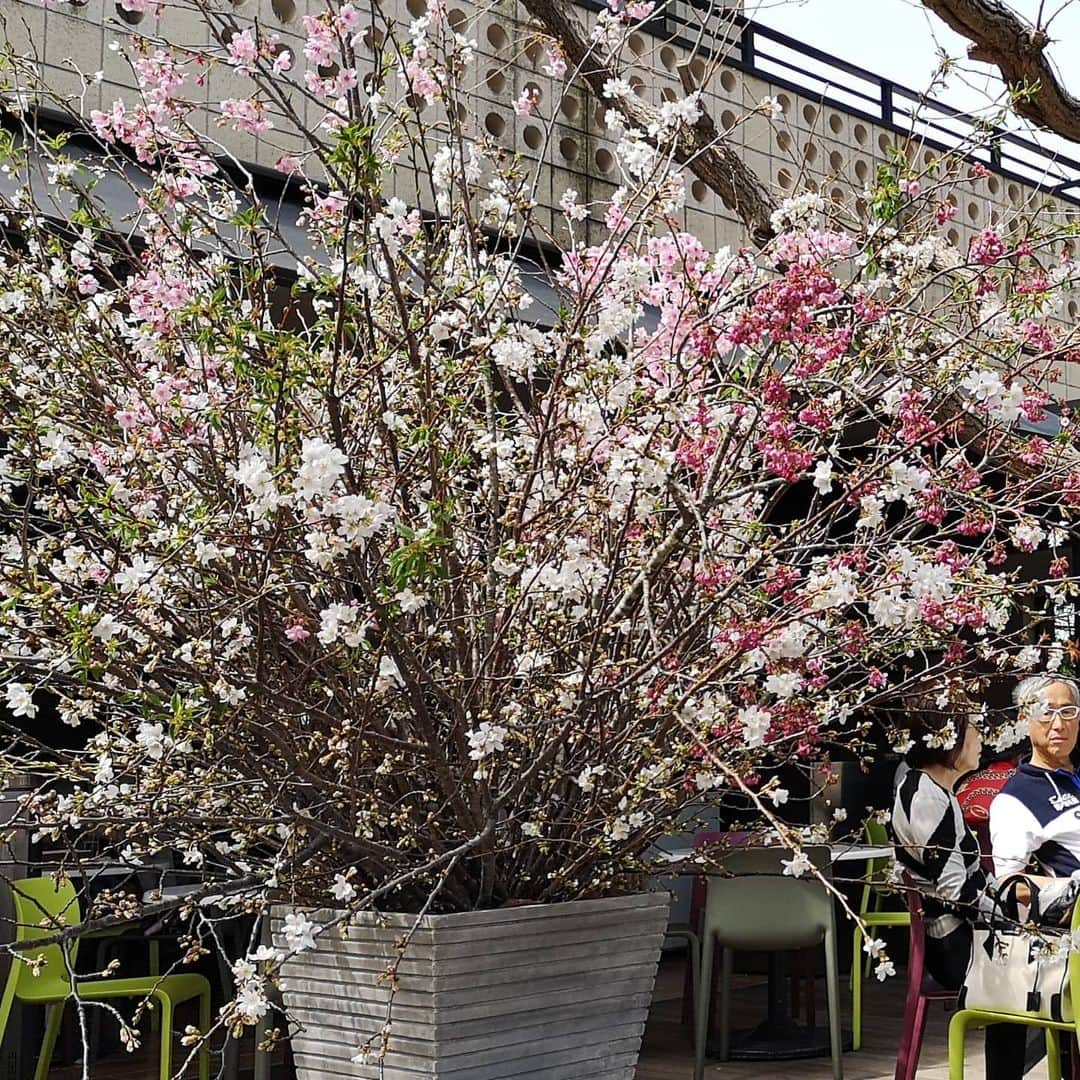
left=990, top=675, right=1080, bottom=880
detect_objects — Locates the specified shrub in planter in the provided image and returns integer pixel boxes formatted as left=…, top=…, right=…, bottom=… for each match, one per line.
left=0, top=0, right=1075, bottom=1071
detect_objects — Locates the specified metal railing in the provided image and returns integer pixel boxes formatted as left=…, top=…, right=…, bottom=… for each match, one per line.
left=581, top=0, right=1080, bottom=206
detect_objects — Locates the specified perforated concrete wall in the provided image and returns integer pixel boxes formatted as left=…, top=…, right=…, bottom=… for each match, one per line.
left=5, top=0, right=1080, bottom=341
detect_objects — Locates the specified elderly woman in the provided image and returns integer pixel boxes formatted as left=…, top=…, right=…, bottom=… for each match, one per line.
left=990, top=675, right=1080, bottom=879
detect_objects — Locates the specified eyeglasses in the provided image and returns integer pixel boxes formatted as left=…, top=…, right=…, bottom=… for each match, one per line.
left=1031, top=705, right=1080, bottom=724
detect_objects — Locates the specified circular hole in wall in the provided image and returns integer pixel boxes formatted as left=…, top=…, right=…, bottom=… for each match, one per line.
left=923, top=149, right=935, bottom=166
left=988, top=175, right=1001, bottom=195
left=878, top=133, right=892, bottom=153
left=802, top=103, right=818, bottom=125
left=720, top=109, right=736, bottom=129
left=830, top=186, right=844, bottom=204
left=691, top=179, right=707, bottom=202
left=485, top=112, right=505, bottom=136
left=406, top=0, right=425, bottom=14
left=524, top=40, right=542, bottom=65
left=486, top=23, right=508, bottom=50
left=660, top=45, right=677, bottom=71
left=947, top=228, right=960, bottom=246
left=967, top=201, right=980, bottom=222
left=559, top=136, right=579, bottom=161
left=854, top=123, right=868, bottom=145
left=829, top=149, right=844, bottom=171
left=115, top=2, right=145, bottom=22
left=485, top=69, right=505, bottom=94
left=447, top=7, right=468, bottom=31
left=688, top=57, right=706, bottom=85
left=628, top=33, right=645, bottom=55
left=363, top=27, right=384, bottom=48
left=828, top=113, right=844, bottom=135
left=596, top=148, right=614, bottom=172
left=271, top=0, right=296, bottom=20
left=803, top=141, right=818, bottom=163
left=630, top=76, right=646, bottom=98
left=854, top=159, right=868, bottom=182
left=1008, top=183, right=1021, bottom=203
left=560, top=96, right=579, bottom=120
left=720, top=69, right=737, bottom=93
left=523, top=125, right=542, bottom=151
left=524, top=81, right=542, bottom=105
left=777, top=130, right=792, bottom=152
left=1069, top=301, right=1078, bottom=320
left=777, top=93, right=790, bottom=111
left=778, top=168, right=793, bottom=190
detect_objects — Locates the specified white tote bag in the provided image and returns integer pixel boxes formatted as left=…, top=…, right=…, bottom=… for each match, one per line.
left=959, top=877, right=1073, bottom=1022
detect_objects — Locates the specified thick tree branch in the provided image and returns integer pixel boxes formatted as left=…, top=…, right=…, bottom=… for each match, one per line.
left=519, top=0, right=778, bottom=244
left=921, top=0, right=1080, bottom=141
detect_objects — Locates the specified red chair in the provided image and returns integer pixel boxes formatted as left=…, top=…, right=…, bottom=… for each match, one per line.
left=895, top=872, right=957, bottom=1080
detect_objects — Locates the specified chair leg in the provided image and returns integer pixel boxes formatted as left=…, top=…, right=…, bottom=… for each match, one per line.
left=159, top=996, right=174, bottom=1080
left=150, top=939, right=161, bottom=1033
left=693, top=931, right=714, bottom=1080
left=850, top=923, right=862, bottom=992
left=894, top=971, right=925, bottom=1080
left=718, top=947, right=734, bottom=1062
left=199, top=988, right=211, bottom=1080
left=824, top=929, right=842, bottom=1080
left=686, top=930, right=700, bottom=1038
left=681, top=949, right=694, bottom=1028
left=863, top=929, right=878, bottom=980
left=34, top=1003, right=65, bottom=1080
left=1048, top=1028, right=1063, bottom=1080
left=947, top=1011, right=971, bottom=1080
left=852, top=929, right=863, bottom=1051
left=863, top=893, right=882, bottom=980
left=902, top=995, right=928, bottom=1080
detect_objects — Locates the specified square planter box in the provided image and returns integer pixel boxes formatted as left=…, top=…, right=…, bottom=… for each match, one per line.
left=272, top=891, right=671, bottom=1079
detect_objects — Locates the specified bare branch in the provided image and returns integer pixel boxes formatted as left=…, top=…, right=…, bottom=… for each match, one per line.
left=921, top=0, right=1080, bottom=140
left=518, top=0, right=778, bottom=243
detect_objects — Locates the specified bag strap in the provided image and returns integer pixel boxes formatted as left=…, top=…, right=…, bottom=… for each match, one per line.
left=995, top=874, right=1042, bottom=925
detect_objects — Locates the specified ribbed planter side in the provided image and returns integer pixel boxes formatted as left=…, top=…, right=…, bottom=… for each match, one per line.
left=272, top=891, right=671, bottom=1080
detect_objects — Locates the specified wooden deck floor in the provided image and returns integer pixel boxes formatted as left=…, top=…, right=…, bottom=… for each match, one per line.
left=44, top=952, right=1013, bottom=1080
left=636, top=953, right=988, bottom=1080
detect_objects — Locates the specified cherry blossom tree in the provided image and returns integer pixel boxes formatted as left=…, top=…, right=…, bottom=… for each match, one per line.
left=0, top=0, right=1077, bottom=1057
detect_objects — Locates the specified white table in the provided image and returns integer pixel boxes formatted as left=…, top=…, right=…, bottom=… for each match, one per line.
left=653, top=841, right=893, bottom=866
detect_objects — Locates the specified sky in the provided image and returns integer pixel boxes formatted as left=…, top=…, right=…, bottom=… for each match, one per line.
left=757, top=0, right=1080, bottom=154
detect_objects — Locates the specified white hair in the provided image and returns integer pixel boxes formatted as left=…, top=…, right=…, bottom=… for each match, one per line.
left=1014, top=675, right=1080, bottom=717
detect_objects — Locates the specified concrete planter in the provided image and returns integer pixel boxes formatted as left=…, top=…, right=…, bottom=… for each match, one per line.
left=272, top=891, right=671, bottom=1079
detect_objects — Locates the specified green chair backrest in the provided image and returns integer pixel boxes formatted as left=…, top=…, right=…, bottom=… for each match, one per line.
left=1069, top=891, right=1080, bottom=1013
left=8, top=877, right=81, bottom=999
left=863, top=817, right=894, bottom=890
left=703, top=845, right=834, bottom=951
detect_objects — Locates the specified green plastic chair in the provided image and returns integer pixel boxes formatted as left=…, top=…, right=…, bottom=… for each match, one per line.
left=0, top=876, right=211, bottom=1080
left=947, top=896, right=1080, bottom=1079
left=851, top=817, right=909, bottom=1050
left=694, top=845, right=842, bottom=1080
